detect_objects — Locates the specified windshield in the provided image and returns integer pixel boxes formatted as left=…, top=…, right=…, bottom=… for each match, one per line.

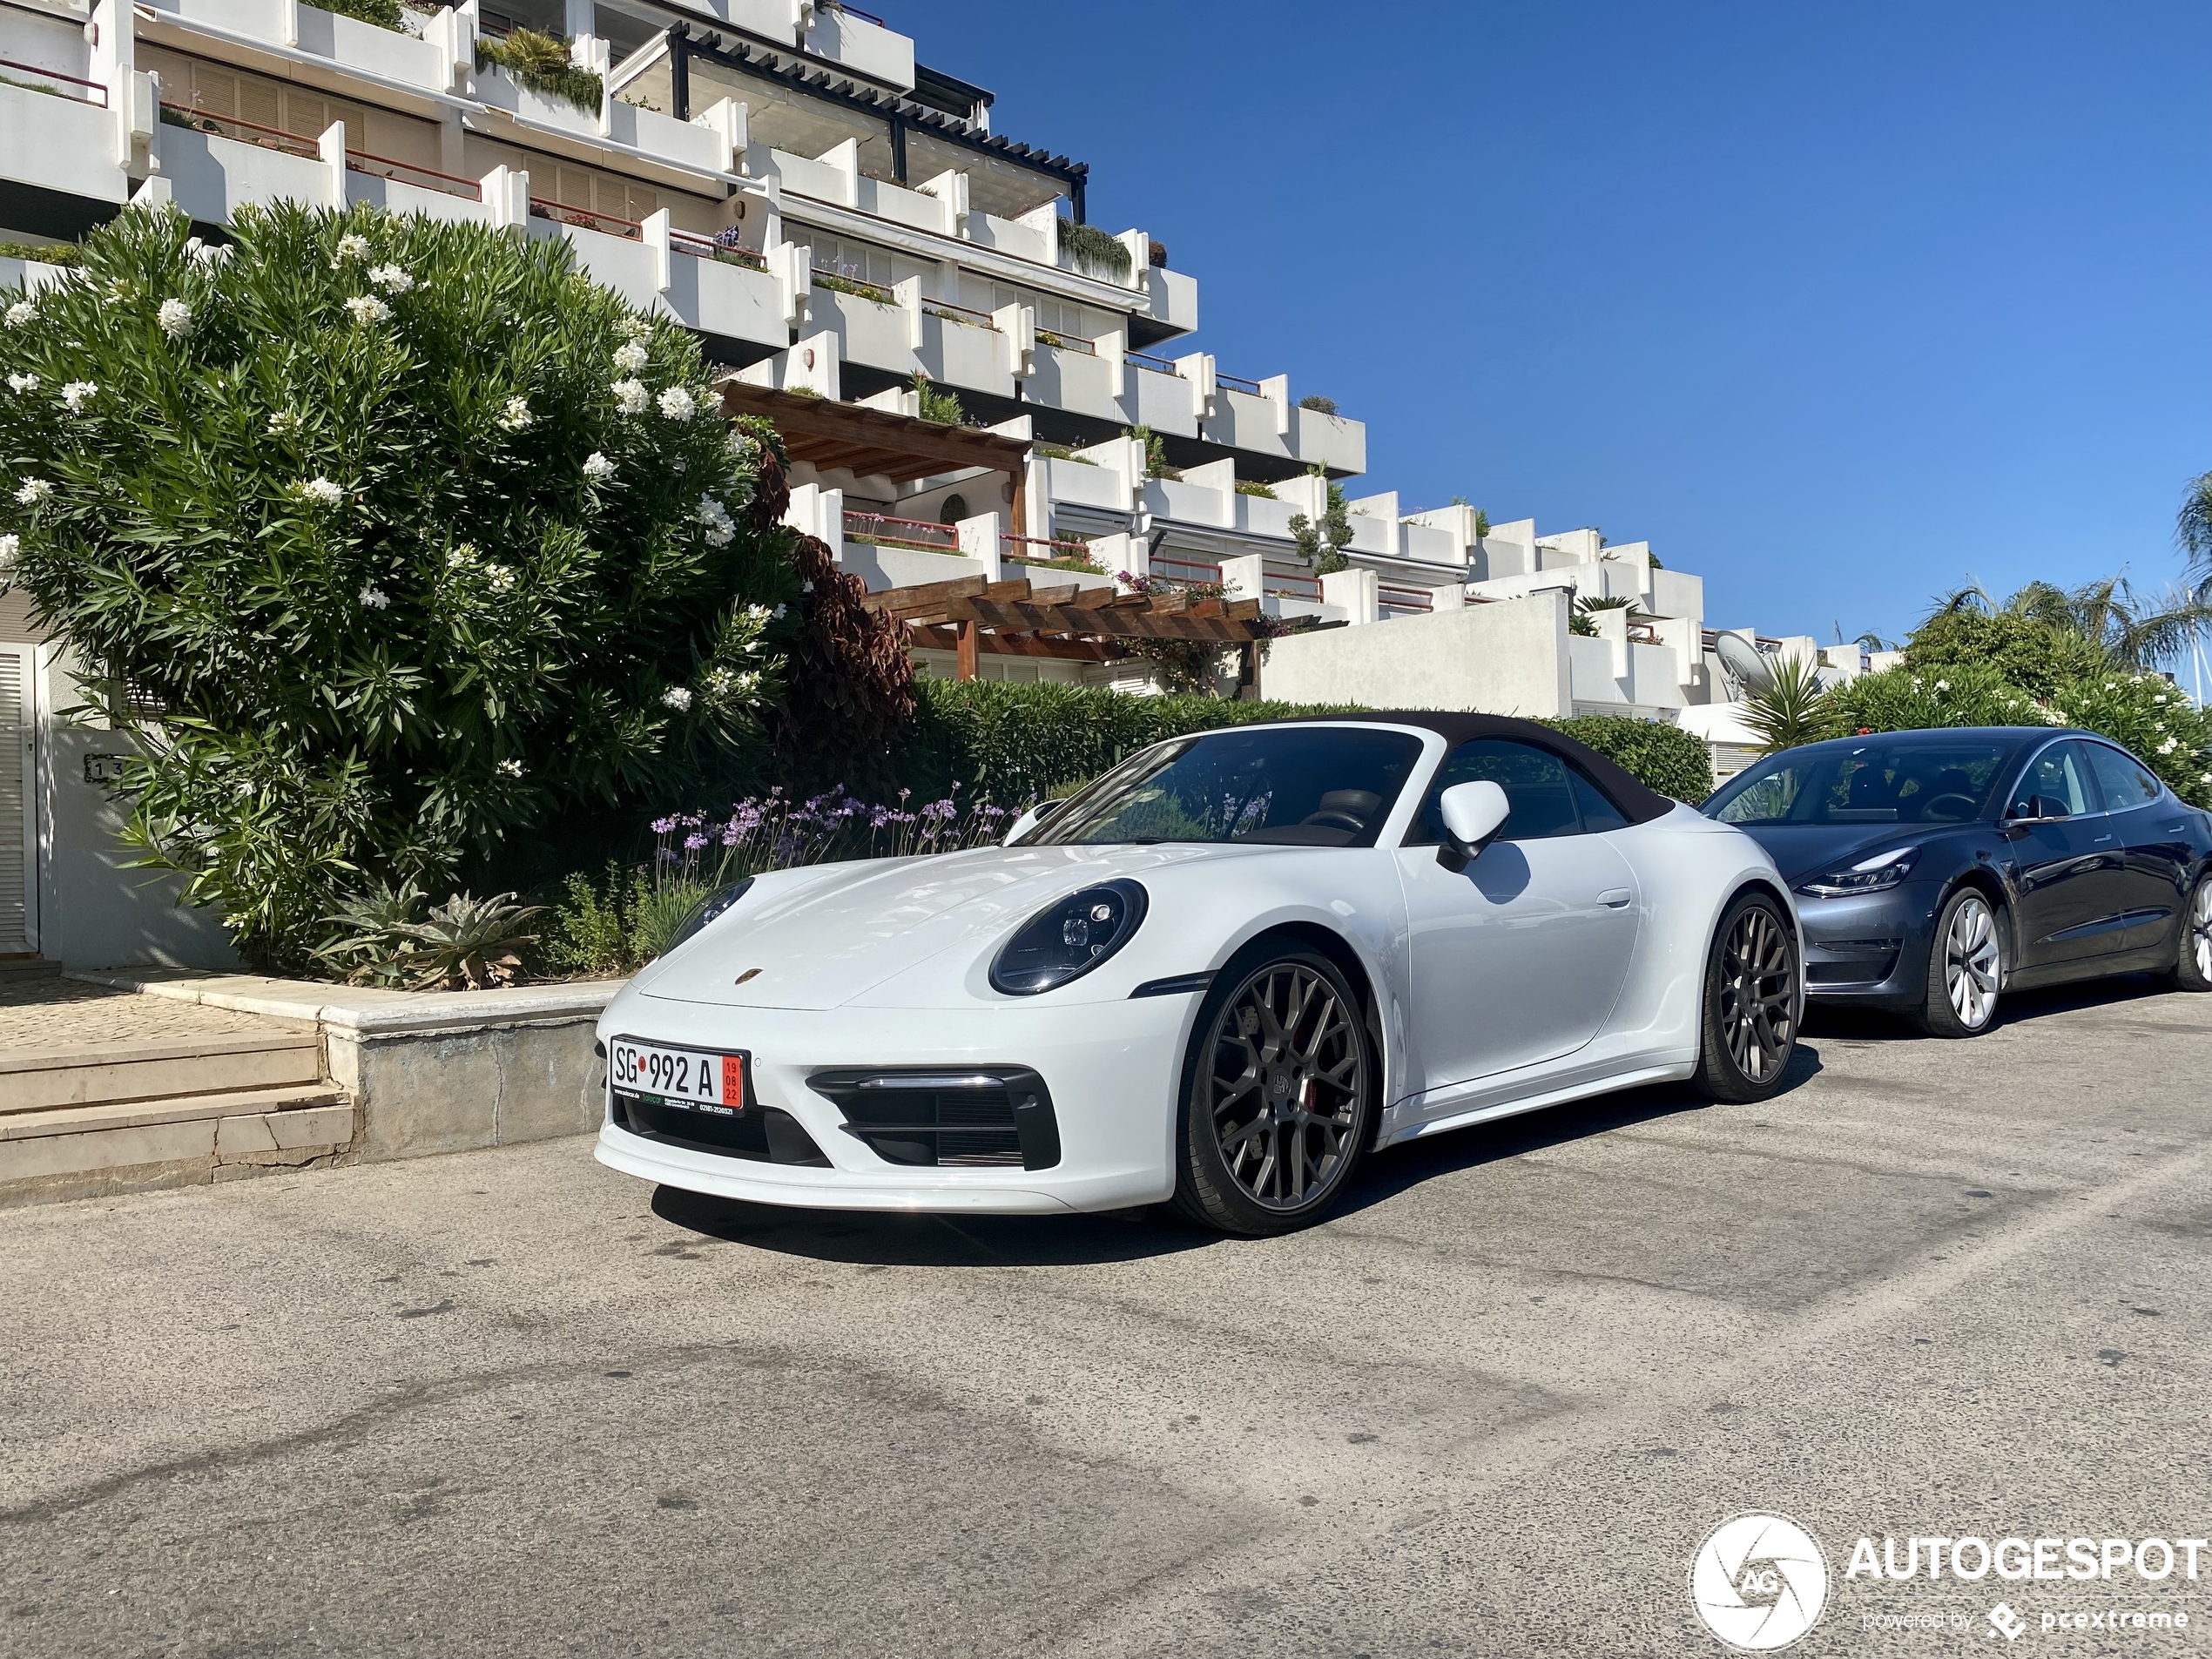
left=1703, top=737, right=2022, bottom=826
left=1030, top=725, right=1425, bottom=847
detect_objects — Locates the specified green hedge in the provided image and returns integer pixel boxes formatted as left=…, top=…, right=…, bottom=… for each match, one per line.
left=892, top=681, right=1719, bottom=805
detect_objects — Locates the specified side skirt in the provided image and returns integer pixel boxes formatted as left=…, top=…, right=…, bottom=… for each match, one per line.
left=1379, top=1057, right=1698, bottom=1150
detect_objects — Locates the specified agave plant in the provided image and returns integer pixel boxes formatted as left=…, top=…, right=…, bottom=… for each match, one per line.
left=391, top=893, right=548, bottom=991
left=311, top=878, right=428, bottom=987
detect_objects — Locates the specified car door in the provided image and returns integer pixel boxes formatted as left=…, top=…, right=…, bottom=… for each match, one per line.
left=1394, top=739, right=1640, bottom=1097
left=2081, top=740, right=2189, bottom=949
left=2004, top=739, right=2125, bottom=968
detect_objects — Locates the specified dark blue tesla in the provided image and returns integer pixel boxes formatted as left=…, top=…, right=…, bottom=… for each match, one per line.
left=1702, top=727, right=2212, bottom=1035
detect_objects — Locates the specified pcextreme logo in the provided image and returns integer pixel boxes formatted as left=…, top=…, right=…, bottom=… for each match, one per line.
left=1690, top=1513, right=1831, bottom=1652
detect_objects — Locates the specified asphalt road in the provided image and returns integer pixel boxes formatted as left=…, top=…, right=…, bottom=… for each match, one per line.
left=3, top=977, right=2209, bottom=1659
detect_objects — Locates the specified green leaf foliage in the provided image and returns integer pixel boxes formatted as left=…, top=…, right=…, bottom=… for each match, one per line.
left=1903, top=609, right=2114, bottom=700
left=0, top=201, right=796, bottom=969
left=1534, top=714, right=1716, bottom=803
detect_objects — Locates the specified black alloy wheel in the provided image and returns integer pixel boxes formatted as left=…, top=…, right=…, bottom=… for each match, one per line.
left=1172, top=947, right=1373, bottom=1235
left=1692, top=891, right=1800, bottom=1103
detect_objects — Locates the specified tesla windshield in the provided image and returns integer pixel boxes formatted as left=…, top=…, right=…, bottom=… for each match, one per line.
left=1031, top=726, right=1425, bottom=848
left=1704, top=737, right=2022, bottom=826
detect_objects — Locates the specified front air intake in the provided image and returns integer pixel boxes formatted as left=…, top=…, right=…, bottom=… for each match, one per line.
left=807, top=1068, right=1062, bottom=1170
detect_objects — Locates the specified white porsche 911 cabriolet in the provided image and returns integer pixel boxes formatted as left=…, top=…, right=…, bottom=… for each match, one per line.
left=595, top=713, right=1802, bottom=1235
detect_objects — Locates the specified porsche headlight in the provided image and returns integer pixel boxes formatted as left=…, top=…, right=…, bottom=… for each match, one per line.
left=664, top=878, right=755, bottom=954
left=1797, top=846, right=1919, bottom=899
left=989, top=880, right=1149, bottom=996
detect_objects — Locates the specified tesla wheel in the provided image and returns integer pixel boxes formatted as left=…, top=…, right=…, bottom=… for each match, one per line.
left=1171, top=946, right=1374, bottom=1236
left=1690, top=890, right=1800, bottom=1103
left=2155, top=873, right=2212, bottom=994
left=1915, top=887, right=2005, bottom=1036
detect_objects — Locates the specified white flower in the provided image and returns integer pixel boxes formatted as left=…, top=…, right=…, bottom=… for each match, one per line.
left=696, top=495, right=735, bottom=548
left=298, top=476, right=344, bottom=506
left=612, top=340, right=649, bottom=374
left=744, top=602, right=770, bottom=624
left=447, top=543, right=478, bottom=569
left=660, top=685, right=693, bottom=712
left=5, top=300, right=34, bottom=327
left=1933, top=678, right=1950, bottom=692
left=60, top=381, right=97, bottom=412
left=484, top=563, right=516, bottom=593
left=157, top=298, right=193, bottom=340
left=0, top=533, right=18, bottom=571
left=496, top=759, right=523, bottom=778
left=611, top=378, right=649, bottom=415
left=582, top=450, right=616, bottom=481
left=496, top=395, right=532, bottom=431
left=266, top=409, right=300, bottom=436
left=345, top=294, right=392, bottom=326
left=656, top=385, right=698, bottom=421
left=334, top=233, right=372, bottom=262
left=5, top=372, right=35, bottom=393
left=358, top=584, right=390, bottom=610
left=616, top=316, right=651, bottom=342
left=2159, top=738, right=2177, bottom=755
left=2154, top=694, right=2168, bottom=705
left=727, top=428, right=758, bottom=463
left=772, top=603, right=786, bottom=619
left=15, top=478, right=53, bottom=506
left=366, top=263, right=414, bottom=294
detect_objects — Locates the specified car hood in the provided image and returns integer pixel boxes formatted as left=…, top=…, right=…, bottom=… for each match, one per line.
left=634, top=840, right=1280, bottom=1010
left=1730, top=823, right=1961, bottom=887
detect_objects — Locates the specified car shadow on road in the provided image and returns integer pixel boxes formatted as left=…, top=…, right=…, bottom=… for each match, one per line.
left=650, top=1043, right=1831, bottom=1265
left=1330, top=1038, right=1828, bottom=1223
left=1801, top=972, right=2197, bottom=1043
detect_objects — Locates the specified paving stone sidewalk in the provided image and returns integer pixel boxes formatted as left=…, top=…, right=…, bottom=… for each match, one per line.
left=0, top=976, right=304, bottom=1055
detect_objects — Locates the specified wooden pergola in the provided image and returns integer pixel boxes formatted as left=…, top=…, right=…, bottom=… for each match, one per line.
left=859, top=574, right=1276, bottom=680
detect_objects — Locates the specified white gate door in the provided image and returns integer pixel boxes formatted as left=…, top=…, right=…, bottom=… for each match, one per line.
left=0, top=648, right=36, bottom=954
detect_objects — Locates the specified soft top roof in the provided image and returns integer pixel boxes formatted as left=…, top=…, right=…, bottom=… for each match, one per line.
left=1244, top=711, right=1683, bottom=826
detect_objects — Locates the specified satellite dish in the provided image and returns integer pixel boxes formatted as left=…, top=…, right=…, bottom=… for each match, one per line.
left=1715, top=632, right=1776, bottom=695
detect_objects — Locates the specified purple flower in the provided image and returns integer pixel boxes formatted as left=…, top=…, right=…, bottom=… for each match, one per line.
left=684, top=833, right=707, bottom=850
left=657, top=847, right=677, bottom=862
left=650, top=817, right=675, bottom=834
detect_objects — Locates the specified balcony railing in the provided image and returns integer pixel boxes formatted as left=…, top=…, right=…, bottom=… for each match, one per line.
left=1150, top=554, right=1221, bottom=586
left=1033, top=327, right=1095, bottom=356
left=924, top=299, right=997, bottom=330
left=1217, top=370, right=1264, bottom=396
left=1, top=56, right=106, bottom=106
left=346, top=147, right=482, bottom=201
left=813, top=266, right=896, bottom=305
left=531, top=197, right=641, bottom=239
left=1126, top=349, right=1178, bottom=375
left=160, top=101, right=319, bottom=158
left=1261, top=566, right=1322, bottom=602
left=1003, top=533, right=1103, bottom=571
left=845, top=511, right=959, bottom=553
left=1379, top=584, right=1435, bottom=613
left=671, top=227, right=766, bottom=269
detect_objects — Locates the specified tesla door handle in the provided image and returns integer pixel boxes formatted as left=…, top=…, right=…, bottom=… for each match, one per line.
left=2092, top=834, right=2114, bottom=844
left=1595, top=887, right=1633, bottom=908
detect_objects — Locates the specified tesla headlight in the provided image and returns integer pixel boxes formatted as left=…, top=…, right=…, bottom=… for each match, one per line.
left=664, top=878, right=755, bottom=953
left=1797, top=846, right=1920, bottom=899
left=989, top=880, right=1149, bottom=996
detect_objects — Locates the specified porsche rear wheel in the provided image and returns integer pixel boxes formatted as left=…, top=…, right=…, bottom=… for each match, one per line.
left=1690, top=890, right=1800, bottom=1103
left=1171, top=946, right=1373, bottom=1236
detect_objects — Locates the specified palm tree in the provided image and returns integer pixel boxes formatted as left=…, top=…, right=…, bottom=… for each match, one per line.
left=1922, top=575, right=2211, bottom=673
left=1740, top=654, right=1833, bottom=756
left=2179, top=469, right=2212, bottom=588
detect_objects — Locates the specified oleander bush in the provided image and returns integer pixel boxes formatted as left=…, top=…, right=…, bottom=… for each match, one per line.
left=0, top=200, right=798, bottom=971
left=1536, top=714, right=1716, bottom=803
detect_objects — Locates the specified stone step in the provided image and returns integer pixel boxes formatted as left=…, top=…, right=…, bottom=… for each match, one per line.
left=0, top=957, right=62, bottom=981
left=0, top=1030, right=323, bottom=1115
left=0, top=1083, right=356, bottom=1208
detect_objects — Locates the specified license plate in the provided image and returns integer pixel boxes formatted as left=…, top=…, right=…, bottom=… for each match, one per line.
left=608, top=1037, right=746, bottom=1116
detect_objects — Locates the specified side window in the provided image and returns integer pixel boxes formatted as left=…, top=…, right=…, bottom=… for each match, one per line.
left=1413, top=739, right=1581, bottom=844
left=2084, top=745, right=2160, bottom=812
left=1568, top=767, right=1630, bottom=833
left=2015, top=741, right=2099, bottom=817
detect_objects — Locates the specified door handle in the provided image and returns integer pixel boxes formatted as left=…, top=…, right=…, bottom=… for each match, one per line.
left=2092, top=835, right=2114, bottom=844
left=1595, top=888, right=1633, bottom=908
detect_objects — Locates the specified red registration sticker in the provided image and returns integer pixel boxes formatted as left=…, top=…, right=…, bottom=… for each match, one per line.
left=722, top=1053, right=745, bottom=1107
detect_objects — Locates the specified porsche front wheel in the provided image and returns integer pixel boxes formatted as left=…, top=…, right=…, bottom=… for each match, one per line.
left=1171, top=947, right=1374, bottom=1236
left=1690, top=891, right=1800, bottom=1103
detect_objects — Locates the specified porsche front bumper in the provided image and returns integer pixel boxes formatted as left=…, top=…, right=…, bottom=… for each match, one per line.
left=592, top=994, right=1197, bottom=1215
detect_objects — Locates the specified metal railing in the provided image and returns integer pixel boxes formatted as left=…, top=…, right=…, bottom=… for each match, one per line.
left=1003, top=533, right=1100, bottom=565
left=160, top=101, right=319, bottom=158
left=1261, top=565, right=1323, bottom=602
left=1126, top=349, right=1178, bottom=375
left=1216, top=370, right=1264, bottom=396
left=1150, top=554, right=1222, bottom=586
left=826, top=0, right=887, bottom=21
left=346, top=147, right=482, bottom=201
left=671, top=227, right=766, bottom=269
left=924, top=298, right=998, bottom=330
left=845, top=510, right=959, bottom=553
left=531, top=196, right=641, bottom=239
left=1033, top=327, right=1095, bottom=355
left=812, top=265, right=895, bottom=304
left=1, top=56, right=105, bottom=105
left=1379, top=585, right=1435, bottom=613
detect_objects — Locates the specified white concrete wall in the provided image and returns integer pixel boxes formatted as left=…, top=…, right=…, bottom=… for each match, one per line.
left=1260, top=592, right=1573, bottom=717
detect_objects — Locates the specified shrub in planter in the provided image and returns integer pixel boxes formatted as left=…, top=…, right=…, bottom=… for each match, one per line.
left=0, top=200, right=796, bottom=971
left=475, top=27, right=604, bottom=117
left=1539, top=715, right=1716, bottom=804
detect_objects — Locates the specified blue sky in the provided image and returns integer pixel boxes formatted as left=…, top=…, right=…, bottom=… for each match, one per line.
left=922, top=1, right=2210, bottom=645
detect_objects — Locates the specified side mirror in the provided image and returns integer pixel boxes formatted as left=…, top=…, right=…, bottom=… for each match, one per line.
left=1003, top=799, right=1067, bottom=846
left=2001, top=793, right=2072, bottom=833
left=1435, top=780, right=1510, bottom=873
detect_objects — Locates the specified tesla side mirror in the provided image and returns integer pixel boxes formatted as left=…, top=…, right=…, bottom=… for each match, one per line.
left=1435, top=780, right=1511, bottom=873
left=2001, top=793, right=2072, bottom=833
left=1003, top=799, right=1067, bottom=846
